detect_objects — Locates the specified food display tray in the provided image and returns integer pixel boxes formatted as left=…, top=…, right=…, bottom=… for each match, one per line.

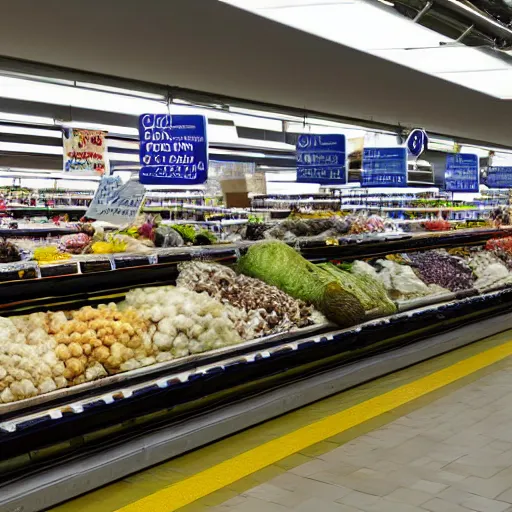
left=0, top=227, right=510, bottom=306
left=2, top=287, right=512, bottom=477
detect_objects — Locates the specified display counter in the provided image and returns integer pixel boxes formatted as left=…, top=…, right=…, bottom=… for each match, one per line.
left=1, top=227, right=512, bottom=511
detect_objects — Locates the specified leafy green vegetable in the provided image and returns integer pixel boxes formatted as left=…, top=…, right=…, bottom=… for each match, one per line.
left=171, top=224, right=196, bottom=244
left=237, top=241, right=364, bottom=327
left=194, top=229, right=217, bottom=245
left=317, top=262, right=396, bottom=317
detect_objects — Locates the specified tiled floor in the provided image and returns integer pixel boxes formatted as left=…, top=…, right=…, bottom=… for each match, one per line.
left=50, top=332, right=512, bottom=512
left=210, top=358, right=512, bottom=512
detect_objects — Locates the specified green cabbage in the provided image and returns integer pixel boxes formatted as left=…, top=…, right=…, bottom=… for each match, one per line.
left=237, top=241, right=365, bottom=327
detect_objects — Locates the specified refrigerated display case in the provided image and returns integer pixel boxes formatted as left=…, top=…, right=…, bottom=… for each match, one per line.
left=2, top=227, right=512, bottom=511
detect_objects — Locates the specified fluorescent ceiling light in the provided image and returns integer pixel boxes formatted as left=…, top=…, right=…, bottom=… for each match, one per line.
left=0, top=125, right=60, bottom=138
left=460, top=146, right=490, bottom=158
left=436, top=69, right=512, bottom=98
left=74, top=81, right=166, bottom=101
left=222, top=0, right=512, bottom=98
left=107, top=139, right=138, bottom=150
left=229, top=113, right=282, bottom=131
left=55, top=120, right=139, bottom=137
left=0, top=76, right=168, bottom=116
left=0, top=112, right=55, bottom=126
left=108, top=152, right=140, bottom=162
left=229, top=105, right=303, bottom=122
left=207, top=124, right=239, bottom=143
left=0, top=142, right=62, bottom=154
left=170, top=102, right=233, bottom=121
left=285, top=121, right=366, bottom=138
left=373, top=46, right=509, bottom=75
left=0, top=168, right=101, bottom=181
left=428, top=137, right=457, bottom=152
left=235, top=138, right=295, bottom=151
left=173, top=98, right=225, bottom=110
left=211, top=148, right=267, bottom=158
left=225, top=0, right=450, bottom=50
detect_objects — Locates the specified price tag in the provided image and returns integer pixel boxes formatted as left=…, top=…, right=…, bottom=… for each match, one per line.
left=86, top=177, right=146, bottom=226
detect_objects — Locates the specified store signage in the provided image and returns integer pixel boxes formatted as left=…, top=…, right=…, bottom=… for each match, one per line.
left=138, top=114, right=208, bottom=185
left=445, top=153, right=479, bottom=193
left=296, top=134, right=347, bottom=184
left=63, top=128, right=107, bottom=174
left=86, top=176, right=146, bottom=226
left=406, top=129, right=428, bottom=157
left=361, top=147, right=408, bottom=187
left=486, top=167, right=512, bottom=188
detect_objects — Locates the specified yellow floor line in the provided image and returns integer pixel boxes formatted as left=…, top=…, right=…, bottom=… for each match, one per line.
left=115, top=340, right=512, bottom=512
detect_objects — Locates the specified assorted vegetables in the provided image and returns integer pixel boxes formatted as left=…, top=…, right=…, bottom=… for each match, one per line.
left=177, top=261, right=321, bottom=337
left=5, top=231, right=512, bottom=406
left=407, top=250, right=475, bottom=292
left=237, top=241, right=365, bottom=327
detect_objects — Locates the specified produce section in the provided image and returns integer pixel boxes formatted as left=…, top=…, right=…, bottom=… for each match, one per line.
left=2, top=50, right=512, bottom=512
left=4, top=214, right=512, bottom=512
left=1, top=229, right=512, bottom=408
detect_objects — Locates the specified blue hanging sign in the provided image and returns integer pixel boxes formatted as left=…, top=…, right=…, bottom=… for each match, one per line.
left=362, top=147, right=408, bottom=187
left=138, top=114, right=208, bottom=185
left=445, top=153, right=479, bottom=193
left=486, top=167, right=512, bottom=188
left=406, top=128, right=428, bottom=157
left=296, top=134, right=346, bottom=184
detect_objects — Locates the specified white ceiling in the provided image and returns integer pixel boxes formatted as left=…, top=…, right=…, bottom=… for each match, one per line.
left=222, top=0, right=512, bottom=98
left=0, top=0, right=512, bottom=147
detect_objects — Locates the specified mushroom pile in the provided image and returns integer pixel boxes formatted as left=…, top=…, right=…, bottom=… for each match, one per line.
left=177, top=261, right=319, bottom=337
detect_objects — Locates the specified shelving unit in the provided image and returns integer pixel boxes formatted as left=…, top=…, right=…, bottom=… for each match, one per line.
left=3, top=227, right=512, bottom=512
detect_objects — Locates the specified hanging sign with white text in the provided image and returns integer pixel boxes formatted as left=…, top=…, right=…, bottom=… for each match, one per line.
left=138, top=114, right=208, bottom=185
left=296, top=134, right=347, bottom=184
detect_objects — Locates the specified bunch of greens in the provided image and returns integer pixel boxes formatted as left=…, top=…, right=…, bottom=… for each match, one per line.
left=237, top=241, right=365, bottom=327
left=317, top=262, right=396, bottom=317
left=170, top=224, right=218, bottom=245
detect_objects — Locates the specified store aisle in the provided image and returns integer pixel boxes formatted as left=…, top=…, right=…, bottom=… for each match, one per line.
left=210, top=355, right=512, bottom=512
left=51, top=331, right=512, bottom=512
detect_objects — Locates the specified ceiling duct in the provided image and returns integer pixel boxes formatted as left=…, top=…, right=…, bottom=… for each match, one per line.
left=393, top=0, right=512, bottom=49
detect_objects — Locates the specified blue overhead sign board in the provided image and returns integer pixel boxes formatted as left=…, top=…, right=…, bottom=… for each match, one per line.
left=406, top=128, right=428, bottom=157
left=445, top=153, right=479, bottom=193
left=138, top=114, right=208, bottom=185
left=362, top=147, right=408, bottom=187
left=486, top=167, right=512, bottom=188
left=296, top=134, right=347, bottom=184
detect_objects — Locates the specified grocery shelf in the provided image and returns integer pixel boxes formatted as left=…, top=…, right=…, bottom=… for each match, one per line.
left=2, top=291, right=512, bottom=512
left=339, top=205, right=493, bottom=212
left=0, top=227, right=510, bottom=307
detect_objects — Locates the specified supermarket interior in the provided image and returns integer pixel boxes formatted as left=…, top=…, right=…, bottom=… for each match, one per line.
left=3, top=1, right=512, bottom=511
